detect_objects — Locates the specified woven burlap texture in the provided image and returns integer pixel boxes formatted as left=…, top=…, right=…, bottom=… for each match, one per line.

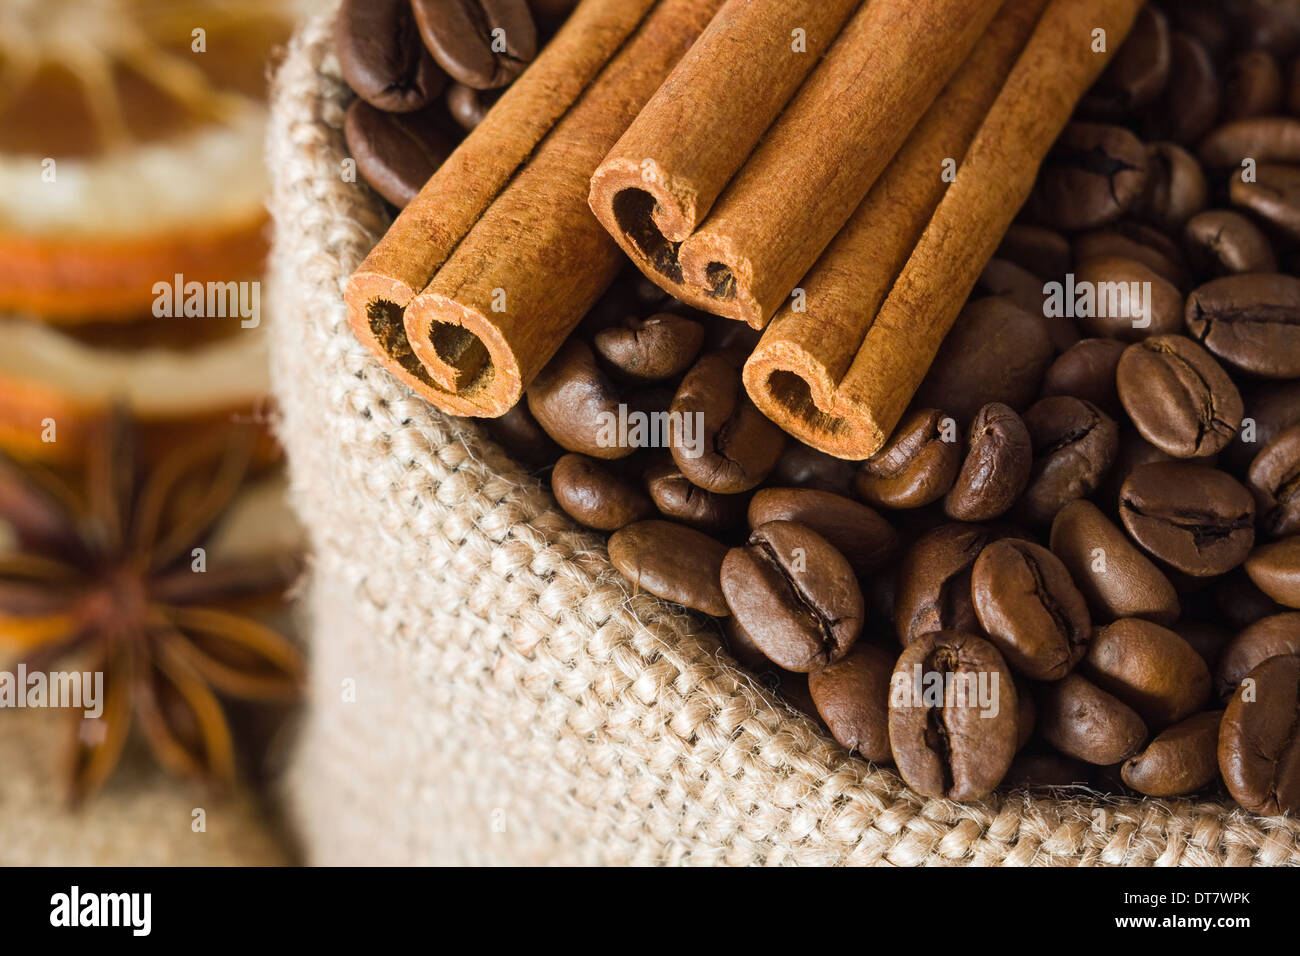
left=268, top=9, right=1300, bottom=866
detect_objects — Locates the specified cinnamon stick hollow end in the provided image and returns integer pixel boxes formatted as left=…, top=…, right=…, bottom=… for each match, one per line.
left=402, top=293, right=521, bottom=418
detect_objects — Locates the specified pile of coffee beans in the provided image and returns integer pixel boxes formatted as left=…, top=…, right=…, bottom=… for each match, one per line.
left=481, top=0, right=1300, bottom=813
left=334, top=0, right=576, bottom=207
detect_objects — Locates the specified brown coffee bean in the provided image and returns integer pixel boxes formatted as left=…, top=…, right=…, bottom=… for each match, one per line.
left=335, top=0, right=447, bottom=112
left=643, top=458, right=745, bottom=534
left=747, top=488, right=897, bottom=578
left=1136, top=143, right=1208, bottom=232
left=1200, top=117, right=1300, bottom=167
left=854, top=409, right=960, bottom=510
left=971, top=539, right=1091, bottom=681
left=343, top=100, right=452, bottom=208
left=1084, top=618, right=1213, bottom=728
left=1218, top=654, right=1300, bottom=814
left=1073, top=223, right=1189, bottom=288
left=1029, top=122, right=1149, bottom=231
left=1247, top=423, right=1300, bottom=537
left=808, top=642, right=894, bottom=762
left=1002, top=752, right=1092, bottom=790
left=1230, top=163, right=1300, bottom=241
left=484, top=400, right=559, bottom=468
left=1116, top=335, right=1243, bottom=459
left=914, top=298, right=1054, bottom=425
left=1224, top=50, right=1285, bottom=120
left=977, top=259, right=1051, bottom=321
left=995, top=225, right=1072, bottom=281
left=1226, top=381, right=1300, bottom=475
left=1039, top=339, right=1127, bottom=419
left=944, top=403, right=1032, bottom=521
left=1144, top=32, right=1221, bottom=146
left=1245, top=535, right=1300, bottom=608
left=1119, top=462, right=1255, bottom=576
left=1235, top=0, right=1300, bottom=58
left=1050, top=499, right=1180, bottom=625
left=1121, top=710, right=1223, bottom=797
left=768, top=442, right=856, bottom=496
left=670, top=352, right=785, bottom=494
left=887, top=631, right=1018, bottom=800
left=1021, top=396, right=1119, bottom=526
left=1216, top=569, right=1286, bottom=632
left=551, top=453, right=653, bottom=531
left=1186, top=274, right=1300, bottom=379
left=526, top=339, right=630, bottom=459
left=445, top=82, right=500, bottom=129
left=1039, top=673, right=1148, bottom=765
left=1215, top=612, right=1300, bottom=702
left=894, top=524, right=1006, bottom=647
left=1078, top=5, right=1170, bottom=118
left=720, top=521, right=864, bottom=672
left=1069, top=257, right=1184, bottom=341
left=593, top=313, right=704, bottom=384
left=1183, top=209, right=1279, bottom=276
left=608, top=520, right=728, bottom=616
left=411, top=0, right=537, bottom=89
left=1176, top=620, right=1234, bottom=672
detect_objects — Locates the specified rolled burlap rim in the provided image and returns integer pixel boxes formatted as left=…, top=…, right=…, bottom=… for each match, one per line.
left=268, top=8, right=1300, bottom=866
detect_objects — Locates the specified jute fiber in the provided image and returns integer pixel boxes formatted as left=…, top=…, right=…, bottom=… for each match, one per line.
left=268, top=9, right=1300, bottom=866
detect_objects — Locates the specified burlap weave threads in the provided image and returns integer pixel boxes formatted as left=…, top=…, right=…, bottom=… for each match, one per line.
left=268, top=9, right=1300, bottom=866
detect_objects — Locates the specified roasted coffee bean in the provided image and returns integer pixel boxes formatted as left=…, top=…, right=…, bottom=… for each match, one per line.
left=1001, top=752, right=1092, bottom=791
left=1119, top=462, right=1255, bottom=576
left=914, top=298, right=1054, bottom=425
left=1116, top=334, right=1243, bottom=459
left=336, top=0, right=447, bottom=112
left=894, top=523, right=1003, bottom=646
left=593, top=313, right=704, bottom=384
left=1021, top=396, right=1119, bottom=526
left=343, top=100, right=452, bottom=208
left=1182, top=209, right=1279, bottom=276
left=1176, top=620, right=1233, bottom=672
left=971, top=539, right=1091, bottom=681
left=411, top=0, right=537, bottom=89
left=1186, top=274, right=1300, bottom=379
left=944, top=403, right=1032, bottom=521
left=887, top=631, right=1018, bottom=800
left=1079, top=4, right=1170, bottom=118
left=1218, top=654, right=1300, bottom=814
left=854, top=409, right=960, bottom=510
left=1121, top=710, right=1222, bottom=797
left=1230, top=163, right=1300, bottom=240
left=670, top=351, right=785, bottom=494
left=1215, top=569, right=1286, bottom=632
left=446, top=82, right=500, bottom=129
left=1200, top=117, right=1300, bottom=168
left=720, top=521, right=864, bottom=672
left=1245, top=535, right=1300, bottom=607
left=977, top=259, right=1051, bottom=322
left=1050, top=499, right=1180, bottom=625
left=1247, top=423, right=1300, bottom=536
left=1039, top=673, right=1147, bottom=765
left=526, top=338, right=630, bottom=459
left=1084, top=618, right=1213, bottom=728
left=1223, top=49, right=1285, bottom=120
left=484, top=399, right=559, bottom=469
left=1136, top=143, right=1207, bottom=232
left=1039, top=338, right=1127, bottom=419
left=995, top=224, right=1072, bottom=281
left=1101, top=429, right=1176, bottom=515
left=1226, top=381, right=1300, bottom=475
left=1215, top=612, right=1300, bottom=702
left=643, top=458, right=745, bottom=534
left=551, top=453, right=653, bottom=532
left=1234, top=0, right=1300, bottom=58
left=768, top=441, right=856, bottom=496
left=1070, top=257, right=1184, bottom=340
left=1074, top=223, right=1189, bottom=288
left=1144, top=32, right=1221, bottom=146
left=1029, top=122, right=1148, bottom=231
left=748, top=488, right=897, bottom=578
left=608, top=520, right=728, bottom=616
left=808, top=642, right=894, bottom=762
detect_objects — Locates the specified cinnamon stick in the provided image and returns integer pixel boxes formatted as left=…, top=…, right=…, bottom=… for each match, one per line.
left=589, top=0, right=1005, bottom=329
left=347, top=0, right=722, bottom=417
left=744, top=0, right=1143, bottom=459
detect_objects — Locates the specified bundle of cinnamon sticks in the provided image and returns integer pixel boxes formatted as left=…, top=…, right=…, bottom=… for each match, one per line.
left=347, top=0, right=1143, bottom=457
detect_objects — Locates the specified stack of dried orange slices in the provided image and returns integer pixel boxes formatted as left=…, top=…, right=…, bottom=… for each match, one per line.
left=0, top=0, right=307, bottom=463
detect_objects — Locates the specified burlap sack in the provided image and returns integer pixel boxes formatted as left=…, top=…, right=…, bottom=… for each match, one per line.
left=268, top=9, right=1300, bottom=866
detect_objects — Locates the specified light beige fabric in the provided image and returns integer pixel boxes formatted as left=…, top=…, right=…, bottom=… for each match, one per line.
left=268, top=8, right=1300, bottom=866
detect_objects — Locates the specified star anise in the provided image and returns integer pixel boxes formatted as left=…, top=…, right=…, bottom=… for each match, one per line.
left=0, top=410, right=303, bottom=803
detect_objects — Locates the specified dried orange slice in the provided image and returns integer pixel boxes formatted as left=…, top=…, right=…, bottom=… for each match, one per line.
left=0, top=0, right=305, bottom=321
